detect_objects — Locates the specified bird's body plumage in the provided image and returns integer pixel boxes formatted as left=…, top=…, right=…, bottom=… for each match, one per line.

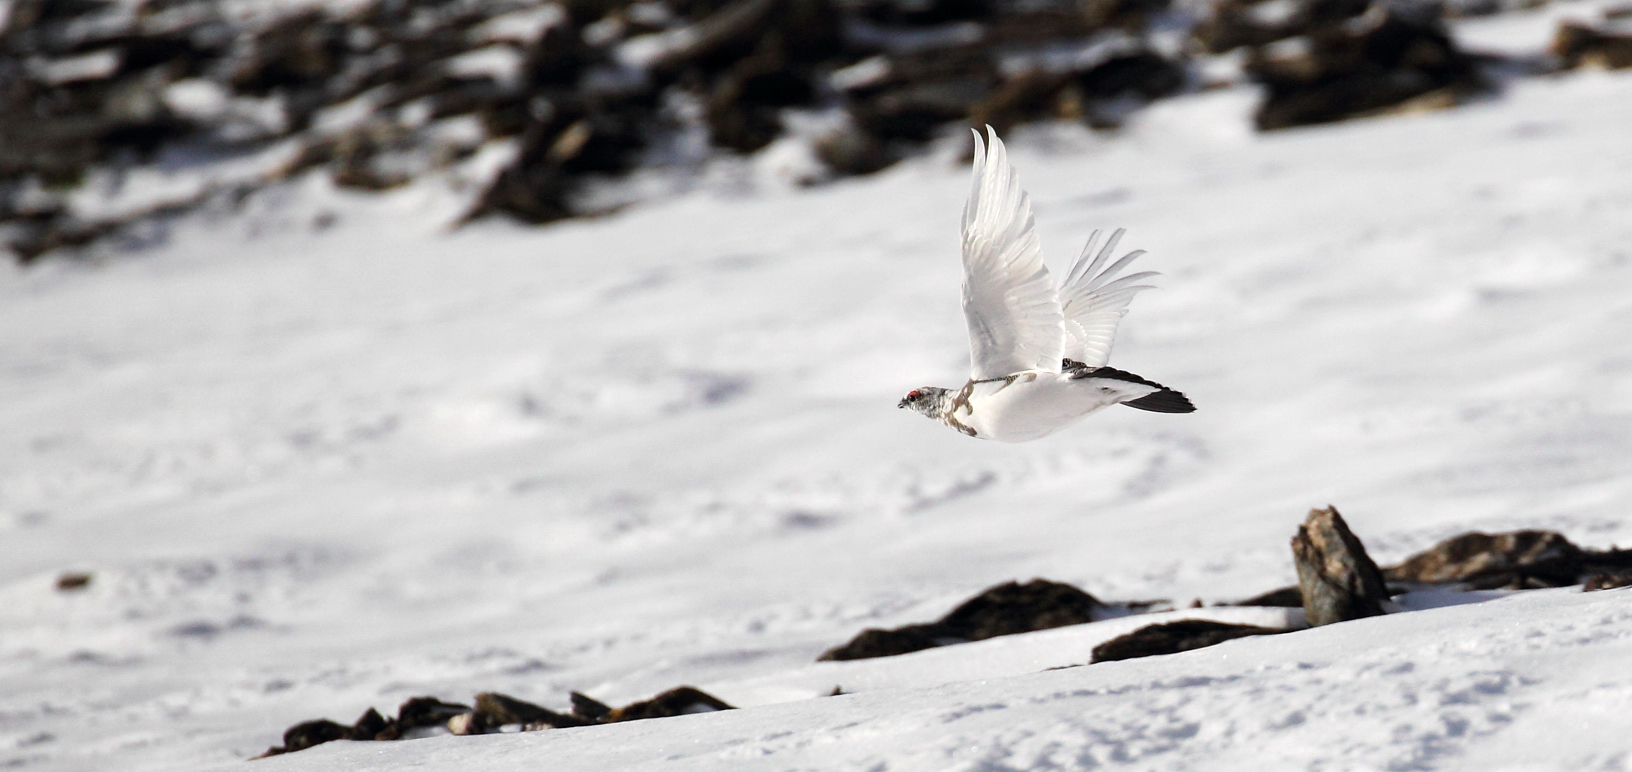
left=898, top=128, right=1193, bottom=441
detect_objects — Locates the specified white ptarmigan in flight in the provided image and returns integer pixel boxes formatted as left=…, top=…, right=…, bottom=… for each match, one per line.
left=899, top=127, right=1194, bottom=441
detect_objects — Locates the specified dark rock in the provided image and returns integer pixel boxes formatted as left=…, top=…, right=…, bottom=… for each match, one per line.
left=968, top=69, right=1073, bottom=138
left=706, top=39, right=815, bottom=152
left=938, top=579, right=1103, bottom=640
left=1193, top=0, right=1370, bottom=54
left=524, top=20, right=589, bottom=87
left=1090, top=619, right=1284, bottom=663
left=1383, top=530, right=1584, bottom=590
left=55, top=572, right=93, bottom=591
left=114, top=28, right=225, bottom=79
left=330, top=120, right=415, bottom=191
left=648, top=0, right=841, bottom=76
left=471, top=159, right=578, bottom=224
left=843, top=44, right=998, bottom=142
left=1584, top=571, right=1632, bottom=592
left=986, top=11, right=1094, bottom=44
left=1077, top=50, right=1186, bottom=102
left=254, top=703, right=401, bottom=756
left=606, top=686, right=734, bottom=721
left=1081, top=0, right=1172, bottom=31
left=471, top=692, right=592, bottom=732
left=4, top=0, right=114, bottom=30
left=856, top=78, right=994, bottom=141
left=819, top=579, right=1104, bottom=661
left=348, top=708, right=391, bottom=741
left=570, top=691, right=613, bottom=722
left=254, top=718, right=350, bottom=758
left=0, top=72, right=193, bottom=187
left=1248, top=4, right=1480, bottom=131
left=1291, top=505, right=1390, bottom=626
left=818, top=623, right=947, bottom=661
left=813, top=121, right=891, bottom=176
left=1232, top=585, right=1304, bottom=608
left=394, top=696, right=471, bottom=729
left=1551, top=21, right=1632, bottom=70
left=370, top=696, right=469, bottom=739
left=968, top=48, right=1184, bottom=136
left=230, top=11, right=348, bottom=96
left=854, top=0, right=993, bottom=26
left=468, top=91, right=655, bottom=224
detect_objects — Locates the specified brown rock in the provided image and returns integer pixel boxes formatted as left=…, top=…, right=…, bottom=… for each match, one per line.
left=1551, top=21, right=1632, bottom=69
left=853, top=0, right=992, bottom=26
left=1383, top=530, right=1583, bottom=590
left=968, top=70, right=1073, bottom=139
left=814, top=122, right=891, bottom=176
left=348, top=708, right=391, bottom=741
left=1291, top=506, right=1390, bottom=626
left=705, top=40, right=815, bottom=152
left=606, top=686, right=734, bottom=721
left=819, top=579, right=1104, bottom=661
left=1192, top=0, right=1371, bottom=54
left=985, top=11, right=1094, bottom=43
left=938, top=579, right=1104, bottom=640
left=818, top=624, right=947, bottom=661
left=371, top=696, right=470, bottom=738
left=1231, top=585, right=1305, bottom=608
left=55, top=572, right=93, bottom=591
left=1248, top=4, right=1479, bottom=131
left=570, top=691, right=613, bottom=722
left=648, top=0, right=841, bottom=75
left=472, top=692, right=592, bottom=732
left=254, top=718, right=350, bottom=758
left=394, top=696, right=471, bottom=728
left=229, top=11, right=348, bottom=96
left=1584, top=571, right=1632, bottom=592
left=1081, top=0, right=1172, bottom=30
left=1090, top=619, right=1284, bottom=663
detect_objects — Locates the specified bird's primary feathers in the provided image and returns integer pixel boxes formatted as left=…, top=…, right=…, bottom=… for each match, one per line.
left=899, top=127, right=1194, bottom=442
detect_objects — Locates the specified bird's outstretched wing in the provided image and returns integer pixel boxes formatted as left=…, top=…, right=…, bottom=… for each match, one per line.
left=961, top=127, right=1064, bottom=380
left=1057, top=228, right=1158, bottom=368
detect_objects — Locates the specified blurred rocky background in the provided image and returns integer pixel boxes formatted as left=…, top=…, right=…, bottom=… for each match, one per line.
left=0, top=0, right=1627, bottom=263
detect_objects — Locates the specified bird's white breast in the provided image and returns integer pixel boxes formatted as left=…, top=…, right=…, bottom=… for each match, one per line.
left=948, top=371, right=1134, bottom=442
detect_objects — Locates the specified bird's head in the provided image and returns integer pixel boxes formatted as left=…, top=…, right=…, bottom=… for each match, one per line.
left=898, top=387, right=951, bottom=418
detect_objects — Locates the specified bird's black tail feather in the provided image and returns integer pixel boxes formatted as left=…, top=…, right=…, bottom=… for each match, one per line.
left=1122, top=389, right=1196, bottom=413
left=1064, top=361, right=1196, bottom=414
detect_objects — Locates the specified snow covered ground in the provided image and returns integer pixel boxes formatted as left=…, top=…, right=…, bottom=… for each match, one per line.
left=4, top=52, right=1632, bottom=772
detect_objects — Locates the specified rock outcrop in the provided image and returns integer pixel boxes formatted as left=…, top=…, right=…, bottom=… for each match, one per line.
left=1090, top=619, right=1285, bottom=663
left=1291, top=506, right=1390, bottom=626
left=820, top=579, right=1105, bottom=661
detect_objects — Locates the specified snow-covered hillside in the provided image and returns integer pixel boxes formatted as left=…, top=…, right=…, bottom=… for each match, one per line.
left=4, top=55, right=1632, bottom=772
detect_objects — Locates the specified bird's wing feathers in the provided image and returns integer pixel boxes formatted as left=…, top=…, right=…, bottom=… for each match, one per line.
left=1057, top=228, right=1158, bottom=367
left=961, top=128, right=1064, bottom=380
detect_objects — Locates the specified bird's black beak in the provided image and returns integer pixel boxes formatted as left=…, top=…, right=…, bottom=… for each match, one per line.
left=897, top=398, right=908, bottom=409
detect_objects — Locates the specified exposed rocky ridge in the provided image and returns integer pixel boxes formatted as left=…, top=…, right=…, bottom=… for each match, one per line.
left=821, top=522, right=1631, bottom=664
left=249, top=516, right=1632, bottom=758
left=255, top=685, right=735, bottom=758
left=2, top=0, right=1594, bottom=263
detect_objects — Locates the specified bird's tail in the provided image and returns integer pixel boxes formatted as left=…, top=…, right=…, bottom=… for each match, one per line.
left=1123, top=388, right=1195, bottom=414
left=1065, top=363, right=1196, bottom=414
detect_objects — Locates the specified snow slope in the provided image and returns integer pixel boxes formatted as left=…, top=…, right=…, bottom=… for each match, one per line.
left=3, top=63, right=1632, bottom=770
